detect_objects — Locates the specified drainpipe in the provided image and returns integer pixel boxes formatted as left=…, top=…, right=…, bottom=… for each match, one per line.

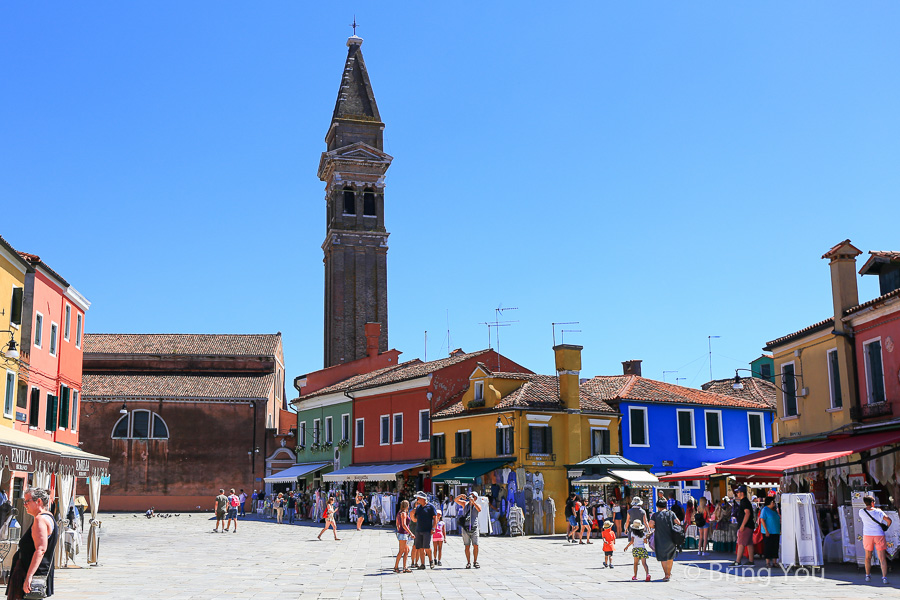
left=251, top=400, right=257, bottom=475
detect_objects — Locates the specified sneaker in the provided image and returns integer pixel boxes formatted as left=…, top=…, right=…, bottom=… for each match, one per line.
left=865, top=575, right=871, bottom=582
left=883, top=577, right=888, bottom=584
left=631, top=576, right=638, bottom=581
left=473, top=562, right=480, bottom=569
left=609, top=564, right=614, bottom=569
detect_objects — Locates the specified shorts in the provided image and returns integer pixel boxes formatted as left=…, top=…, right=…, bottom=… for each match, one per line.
left=632, top=547, right=649, bottom=559
left=414, top=531, right=431, bottom=549
left=396, top=533, right=410, bottom=542
left=216, top=510, right=226, bottom=519
left=226, top=508, right=237, bottom=519
left=863, top=535, right=886, bottom=552
left=699, top=524, right=709, bottom=529
left=461, top=528, right=479, bottom=547
left=737, top=527, right=753, bottom=547
left=567, top=516, right=578, bottom=527
left=604, top=550, right=614, bottom=557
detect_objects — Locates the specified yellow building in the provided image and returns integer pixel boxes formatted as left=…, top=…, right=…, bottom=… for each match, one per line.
left=0, top=236, right=29, bottom=429
left=430, top=344, right=621, bottom=534
left=764, top=240, right=860, bottom=441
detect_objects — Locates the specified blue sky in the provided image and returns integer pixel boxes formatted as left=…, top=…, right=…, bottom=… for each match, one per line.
left=3, top=3, right=898, bottom=391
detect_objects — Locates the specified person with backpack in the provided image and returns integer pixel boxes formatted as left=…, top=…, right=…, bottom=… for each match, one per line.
left=454, top=492, right=482, bottom=568
left=224, top=489, right=239, bottom=532
left=649, top=498, right=682, bottom=582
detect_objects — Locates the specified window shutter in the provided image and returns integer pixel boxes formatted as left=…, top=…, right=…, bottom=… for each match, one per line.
left=29, top=388, right=40, bottom=426
left=528, top=426, right=534, bottom=453
left=10, top=288, right=23, bottom=326
left=546, top=427, right=553, bottom=453
left=46, top=395, right=57, bottom=432
left=496, top=429, right=503, bottom=455
left=59, top=387, right=70, bottom=429
left=869, top=342, right=885, bottom=403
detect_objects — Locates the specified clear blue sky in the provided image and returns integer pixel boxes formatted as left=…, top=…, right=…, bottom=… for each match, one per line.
left=3, top=3, right=898, bottom=392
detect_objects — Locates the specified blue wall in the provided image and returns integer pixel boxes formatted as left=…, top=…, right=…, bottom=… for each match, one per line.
left=620, top=401, right=774, bottom=498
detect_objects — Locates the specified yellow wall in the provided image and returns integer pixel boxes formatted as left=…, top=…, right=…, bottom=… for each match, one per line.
left=0, top=249, right=26, bottom=429
left=432, top=371, right=621, bottom=534
left=770, top=329, right=853, bottom=441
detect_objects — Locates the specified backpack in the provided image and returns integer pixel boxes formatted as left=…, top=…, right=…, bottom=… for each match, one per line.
left=230, top=495, right=239, bottom=508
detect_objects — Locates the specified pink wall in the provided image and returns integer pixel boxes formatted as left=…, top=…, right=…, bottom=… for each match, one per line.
left=854, top=307, right=900, bottom=420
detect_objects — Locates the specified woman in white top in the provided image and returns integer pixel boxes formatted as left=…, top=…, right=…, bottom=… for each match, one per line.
left=859, top=495, right=892, bottom=584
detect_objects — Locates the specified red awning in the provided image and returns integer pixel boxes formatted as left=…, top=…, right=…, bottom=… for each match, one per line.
left=716, top=428, right=900, bottom=477
left=658, top=464, right=721, bottom=482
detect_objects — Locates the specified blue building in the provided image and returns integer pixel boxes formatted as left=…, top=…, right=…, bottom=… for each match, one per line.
left=582, top=361, right=775, bottom=500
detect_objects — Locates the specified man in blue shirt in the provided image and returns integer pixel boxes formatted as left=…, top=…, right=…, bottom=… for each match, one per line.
left=409, top=492, right=438, bottom=570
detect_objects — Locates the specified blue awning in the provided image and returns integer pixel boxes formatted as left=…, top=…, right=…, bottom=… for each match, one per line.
left=264, top=462, right=331, bottom=483
left=323, top=461, right=424, bottom=482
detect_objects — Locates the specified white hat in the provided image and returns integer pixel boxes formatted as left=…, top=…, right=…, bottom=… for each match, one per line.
left=631, top=497, right=643, bottom=506
left=415, top=491, right=427, bottom=500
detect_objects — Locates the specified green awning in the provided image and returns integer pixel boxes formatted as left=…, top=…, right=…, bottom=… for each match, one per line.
left=432, top=459, right=511, bottom=485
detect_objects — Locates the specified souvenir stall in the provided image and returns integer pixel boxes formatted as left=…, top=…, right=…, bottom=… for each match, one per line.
left=322, top=462, right=425, bottom=527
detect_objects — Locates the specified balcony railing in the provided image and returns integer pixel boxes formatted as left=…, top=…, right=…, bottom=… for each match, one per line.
left=851, top=401, right=893, bottom=420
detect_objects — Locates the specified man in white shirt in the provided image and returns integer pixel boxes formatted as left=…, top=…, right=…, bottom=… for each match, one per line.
left=858, top=495, right=892, bottom=584
left=238, top=489, right=248, bottom=517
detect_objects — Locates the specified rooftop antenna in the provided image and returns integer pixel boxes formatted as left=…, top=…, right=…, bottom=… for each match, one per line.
left=494, top=305, right=518, bottom=358
left=663, top=370, right=678, bottom=383
left=477, top=321, right=512, bottom=352
left=676, top=377, right=687, bottom=385
left=424, top=330, right=427, bottom=362
left=560, top=329, right=581, bottom=344
left=350, top=15, right=358, bottom=36
left=551, top=322, right=578, bottom=347
left=446, top=309, right=451, bottom=357
left=708, top=335, right=721, bottom=380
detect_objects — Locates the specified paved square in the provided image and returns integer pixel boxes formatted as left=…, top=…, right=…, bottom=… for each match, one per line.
left=54, top=514, right=896, bottom=599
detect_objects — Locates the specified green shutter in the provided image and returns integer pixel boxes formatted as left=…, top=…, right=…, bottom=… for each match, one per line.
left=59, top=387, right=70, bottom=429
left=46, top=395, right=57, bottom=432
left=10, top=288, right=23, bottom=327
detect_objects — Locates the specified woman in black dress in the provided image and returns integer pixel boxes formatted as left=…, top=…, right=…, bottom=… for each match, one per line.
left=649, top=498, right=681, bottom=582
left=6, top=487, right=58, bottom=600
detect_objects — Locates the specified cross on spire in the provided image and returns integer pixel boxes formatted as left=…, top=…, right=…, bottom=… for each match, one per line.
left=350, top=15, right=358, bottom=36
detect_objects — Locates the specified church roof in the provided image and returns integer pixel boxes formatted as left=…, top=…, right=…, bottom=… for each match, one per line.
left=84, top=333, right=281, bottom=357
left=332, top=38, right=381, bottom=123
left=83, top=372, right=275, bottom=401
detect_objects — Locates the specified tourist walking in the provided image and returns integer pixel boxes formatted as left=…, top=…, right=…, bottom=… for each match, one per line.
left=286, top=492, right=297, bottom=524
left=353, top=492, right=367, bottom=531
left=695, top=497, right=710, bottom=555
left=623, top=521, right=651, bottom=581
left=649, top=498, right=681, bottom=581
left=317, top=496, right=340, bottom=541
left=432, top=510, right=445, bottom=566
left=578, top=497, right=592, bottom=544
left=238, top=489, right=248, bottom=517
left=454, top=492, right=482, bottom=568
left=410, top=491, right=438, bottom=569
left=732, top=486, right=756, bottom=567
left=624, top=496, right=647, bottom=539
left=213, top=489, right=228, bottom=532
left=274, top=493, right=285, bottom=524
left=759, top=496, right=781, bottom=568
left=394, top=499, right=412, bottom=573
left=859, top=494, right=892, bottom=584
left=613, top=499, right=624, bottom=538
left=225, top=489, right=239, bottom=532
left=601, top=521, right=616, bottom=568
left=565, top=493, right=576, bottom=542
left=5, top=488, right=57, bottom=600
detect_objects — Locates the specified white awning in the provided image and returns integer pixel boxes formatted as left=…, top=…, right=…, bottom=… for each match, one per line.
left=263, top=462, right=331, bottom=484
left=610, top=469, right=660, bottom=484
left=572, top=475, right=618, bottom=485
left=323, top=461, right=424, bottom=482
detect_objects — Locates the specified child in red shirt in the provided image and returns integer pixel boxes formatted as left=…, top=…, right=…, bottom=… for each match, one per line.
left=601, top=520, right=617, bottom=568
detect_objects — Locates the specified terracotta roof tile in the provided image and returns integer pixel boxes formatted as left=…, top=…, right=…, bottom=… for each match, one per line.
left=701, top=377, right=776, bottom=409
left=83, top=372, right=275, bottom=400
left=763, top=318, right=834, bottom=350
left=859, top=250, right=900, bottom=275
left=844, top=288, right=900, bottom=316
left=581, top=375, right=772, bottom=410
left=84, top=333, right=281, bottom=357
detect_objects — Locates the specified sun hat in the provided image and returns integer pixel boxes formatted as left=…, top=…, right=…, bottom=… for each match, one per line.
left=436, top=509, right=443, bottom=515
left=603, top=521, right=613, bottom=530
left=630, top=521, right=646, bottom=531
left=415, top=491, right=427, bottom=500
left=470, top=492, right=478, bottom=500
left=631, top=497, right=643, bottom=506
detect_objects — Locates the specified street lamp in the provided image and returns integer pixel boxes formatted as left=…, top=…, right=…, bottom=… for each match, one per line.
left=732, top=368, right=803, bottom=395
left=1, top=330, right=19, bottom=360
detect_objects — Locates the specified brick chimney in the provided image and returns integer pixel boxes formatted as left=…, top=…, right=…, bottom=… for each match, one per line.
left=622, top=360, right=642, bottom=376
left=364, top=322, right=381, bottom=358
left=554, top=344, right=582, bottom=410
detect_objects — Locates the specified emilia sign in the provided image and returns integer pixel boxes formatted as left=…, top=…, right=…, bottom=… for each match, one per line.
left=10, top=448, right=33, bottom=471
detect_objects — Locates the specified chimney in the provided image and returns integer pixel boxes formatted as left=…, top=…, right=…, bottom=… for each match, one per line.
left=364, top=322, right=380, bottom=358
left=554, top=344, right=583, bottom=410
left=622, top=360, right=642, bottom=377
left=822, top=239, right=863, bottom=329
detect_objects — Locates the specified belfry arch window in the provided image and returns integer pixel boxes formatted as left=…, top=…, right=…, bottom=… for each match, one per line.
left=112, top=410, right=169, bottom=439
left=342, top=187, right=356, bottom=215
left=363, top=188, right=376, bottom=216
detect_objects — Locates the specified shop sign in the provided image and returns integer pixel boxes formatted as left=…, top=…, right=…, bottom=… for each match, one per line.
left=10, top=448, right=33, bottom=471
left=74, top=459, right=92, bottom=478
left=661, top=460, right=673, bottom=467
left=530, top=462, right=545, bottom=466
left=443, top=479, right=462, bottom=485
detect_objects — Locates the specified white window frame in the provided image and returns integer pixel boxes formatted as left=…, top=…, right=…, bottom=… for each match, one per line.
left=862, top=337, right=886, bottom=405
left=380, top=414, right=390, bottom=446
left=747, top=412, right=766, bottom=450
left=313, top=418, right=321, bottom=444
left=63, top=304, right=71, bottom=341
left=826, top=348, right=842, bottom=410
left=781, top=361, right=798, bottom=417
left=75, top=313, right=83, bottom=348
left=34, top=312, right=43, bottom=349
left=299, top=421, right=306, bottom=448
left=628, top=406, right=649, bottom=448
left=704, top=409, right=724, bottom=450
left=418, top=409, right=430, bottom=442
left=130, top=409, right=152, bottom=438
left=3, top=370, right=15, bottom=419
left=49, top=322, right=58, bottom=357
left=341, top=413, right=350, bottom=443
left=676, top=408, right=696, bottom=449
left=71, top=390, right=79, bottom=431
left=355, top=418, right=365, bottom=448
left=324, top=416, right=333, bottom=444
left=111, top=410, right=169, bottom=439
left=589, top=427, right=608, bottom=456
left=392, top=412, right=403, bottom=444
left=474, top=381, right=484, bottom=400
left=683, top=479, right=701, bottom=489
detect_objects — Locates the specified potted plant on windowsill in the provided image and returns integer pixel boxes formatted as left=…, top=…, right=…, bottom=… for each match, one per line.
left=311, top=443, right=321, bottom=452
left=338, top=439, right=350, bottom=449
left=324, top=441, right=333, bottom=450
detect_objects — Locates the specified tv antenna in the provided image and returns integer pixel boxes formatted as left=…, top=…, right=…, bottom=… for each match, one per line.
left=560, top=328, right=581, bottom=344
left=551, top=322, right=579, bottom=347
left=494, top=305, right=518, bottom=357
left=663, top=370, right=678, bottom=383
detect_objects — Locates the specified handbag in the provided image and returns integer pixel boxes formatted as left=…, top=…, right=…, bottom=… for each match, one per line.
left=863, top=508, right=890, bottom=532
left=752, top=520, right=764, bottom=545
left=24, top=575, right=48, bottom=600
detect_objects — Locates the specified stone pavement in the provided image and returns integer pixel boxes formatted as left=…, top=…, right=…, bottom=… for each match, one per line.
left=53, top=513, right=896, bottom=599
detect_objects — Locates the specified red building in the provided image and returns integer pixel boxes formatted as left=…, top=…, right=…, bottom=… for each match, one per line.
left=846, top=251, right=900, bottom=422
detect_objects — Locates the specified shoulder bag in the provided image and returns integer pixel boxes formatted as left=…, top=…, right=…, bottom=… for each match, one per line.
left=24, top=575, right=48, bottom=600
left=864, top=508, right=889, bottom=533
left=668, top=511, right=685, bottom=547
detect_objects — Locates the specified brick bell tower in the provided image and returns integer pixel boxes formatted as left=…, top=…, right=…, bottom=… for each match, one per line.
left=318, top=34, right=392, bottom=367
